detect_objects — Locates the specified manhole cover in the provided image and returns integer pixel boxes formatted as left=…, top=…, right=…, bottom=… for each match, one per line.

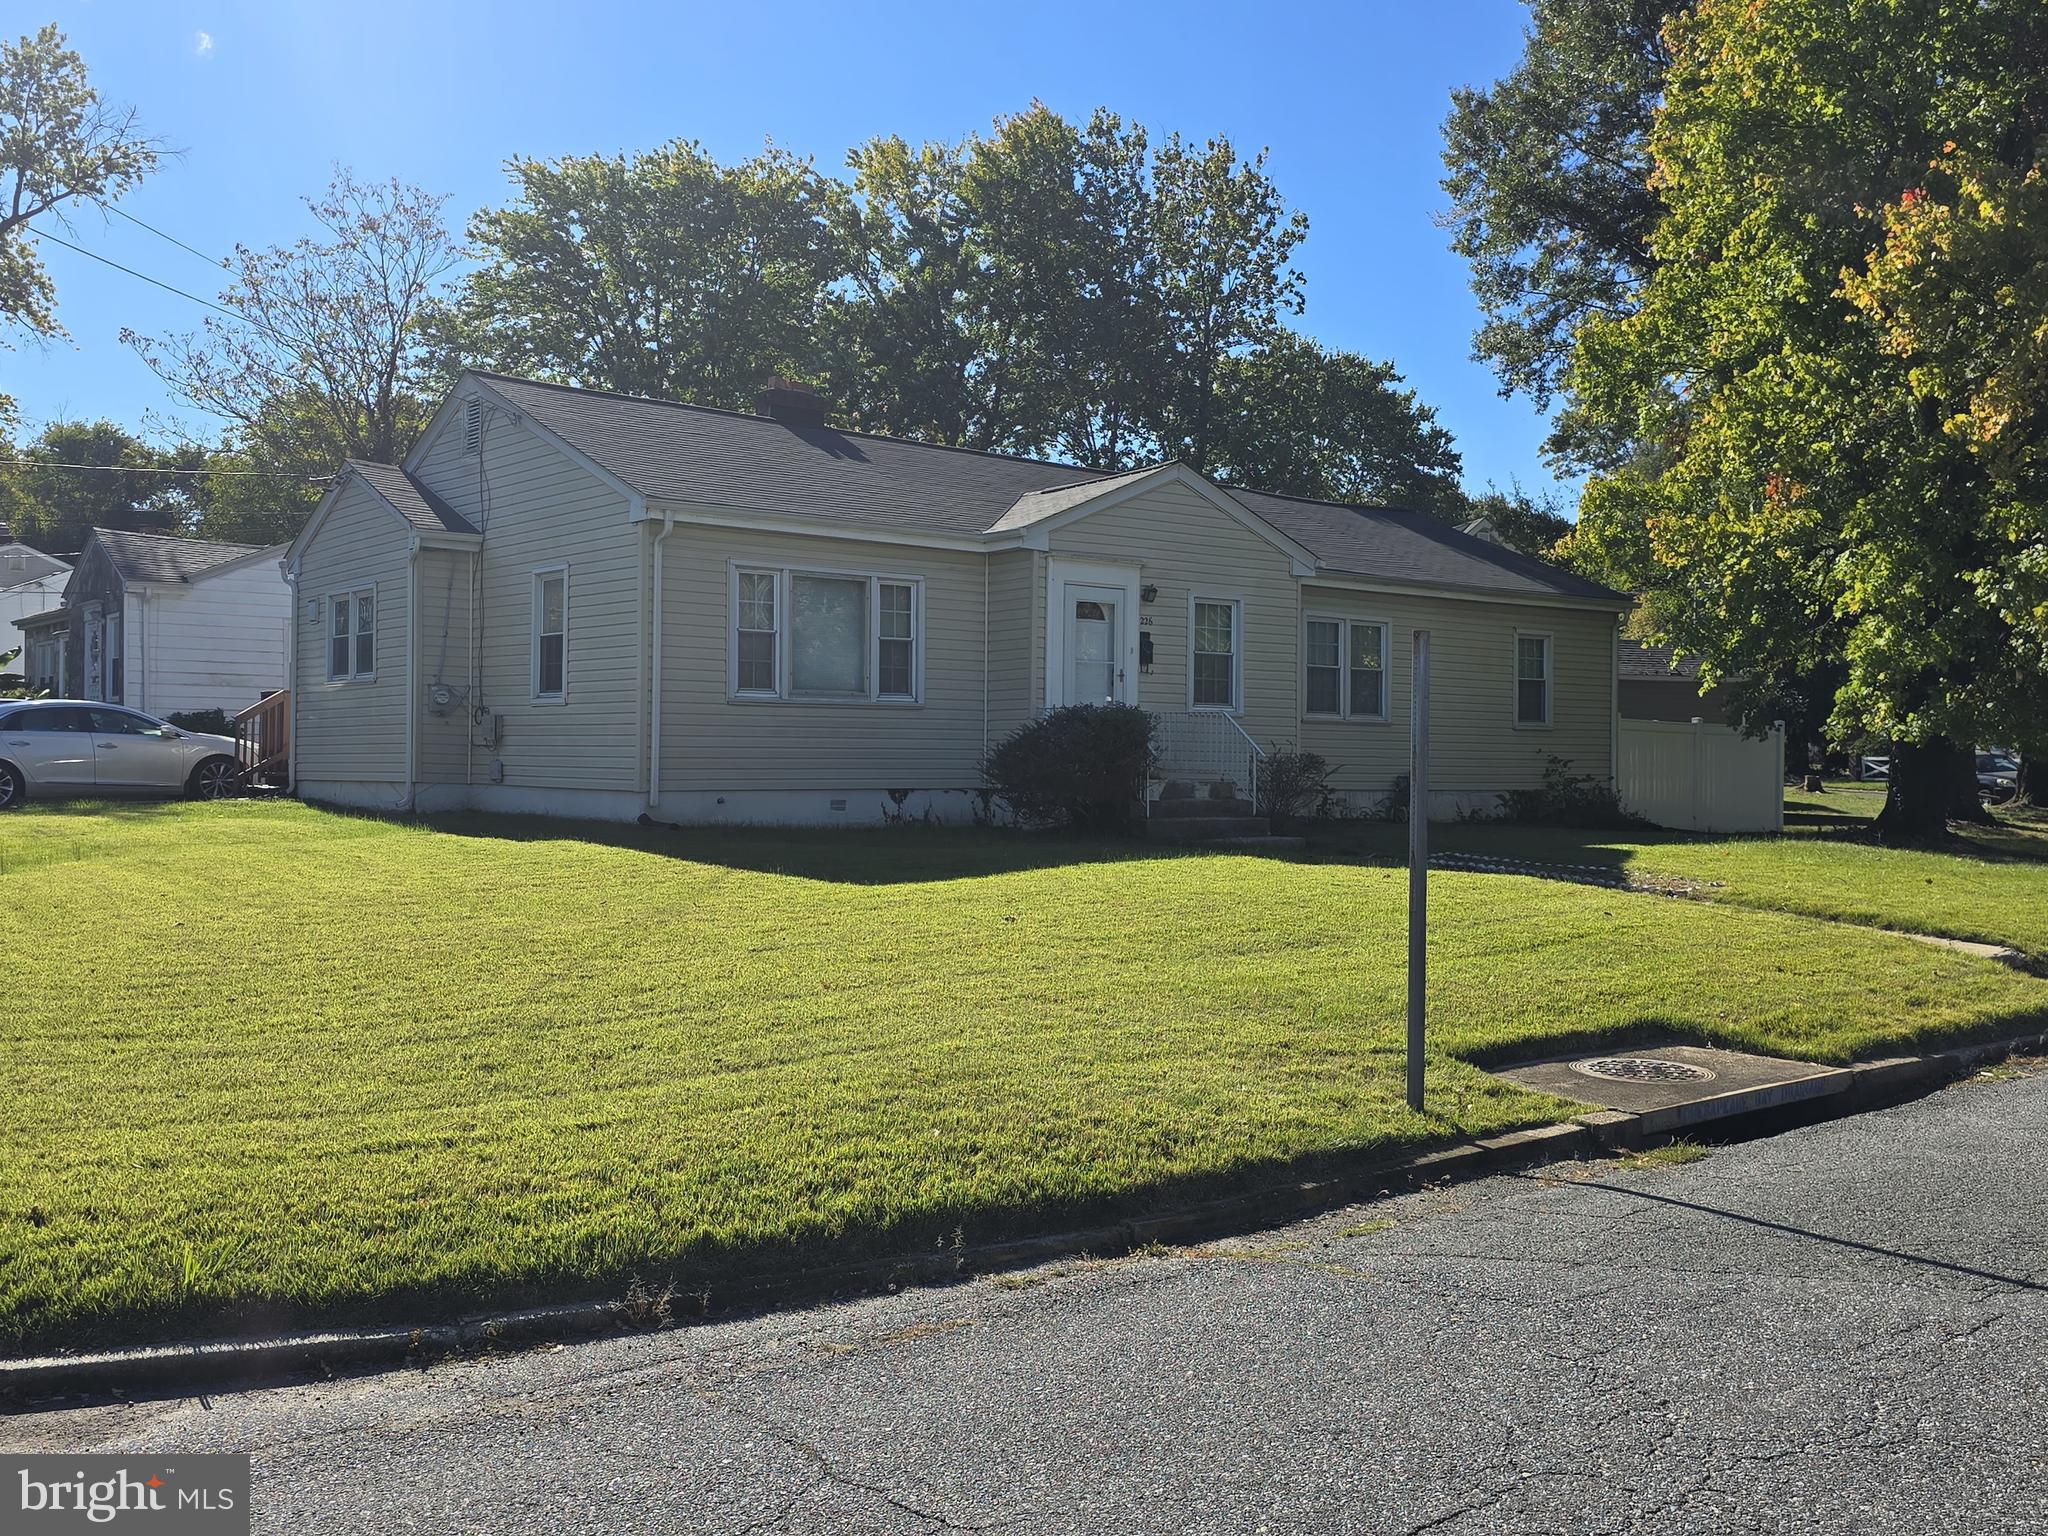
left=1569, top=1056, right=1718, bottom=1084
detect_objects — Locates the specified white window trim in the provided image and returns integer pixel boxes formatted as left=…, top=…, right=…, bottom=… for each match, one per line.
left=1187, top=594, right=1244, bottom=714
left=530, top=563, right=570, bottom=704
left=726, top=560, right=925, bottom=706
left=1513, top=629, right=1554, bottom=729
left=326, top=585, right=376, bottom=683
left=1303, top=613, right=1391, bottom=723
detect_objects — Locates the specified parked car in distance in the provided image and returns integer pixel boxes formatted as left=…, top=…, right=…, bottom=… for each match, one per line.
left=0, top=700, right=241, bottom=809
left=1977, top=751, right=2019, bottom=800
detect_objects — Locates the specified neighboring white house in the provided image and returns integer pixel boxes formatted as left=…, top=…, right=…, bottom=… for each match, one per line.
left=11, top=528, right=292, bottom=719
left=284, top=373, right=1631, bottom=825
left=0, top=527, right=72, bottom=678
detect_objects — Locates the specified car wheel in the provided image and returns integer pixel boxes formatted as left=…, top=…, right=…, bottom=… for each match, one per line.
left=0, top=762, right=23, bottom=811
left=187, top=755, right=241, bottom=800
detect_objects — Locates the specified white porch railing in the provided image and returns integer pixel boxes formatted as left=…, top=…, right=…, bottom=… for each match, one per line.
left=1149, top=710, right=1265, bottom=811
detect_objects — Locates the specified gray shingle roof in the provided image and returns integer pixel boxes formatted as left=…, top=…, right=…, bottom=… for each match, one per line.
left=468, top=372, right=1624, bottom=604
left=91, top=528, right=272, bottom=585
left=347, top=460, right=477, bottom=535
left=479, top=374, right=1110, bottom=536
left=1620, top=641, right=1707, bottom=681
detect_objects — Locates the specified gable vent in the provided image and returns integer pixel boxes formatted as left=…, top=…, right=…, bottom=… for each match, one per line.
left=464, top=398, right=484, bottom=453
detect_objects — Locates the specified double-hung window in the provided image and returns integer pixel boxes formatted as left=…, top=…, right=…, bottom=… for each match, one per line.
left=731, top=565, right=922, bottom=703
left=532, top=567, right=568, bottom=701
left=1304, top=616, right=1389, bottom=721
left=328, top=586, right=375, bottom=682
left=1515, top=633, right=1552, bottom=726
left=1191, top=598, right=1240, bottom=711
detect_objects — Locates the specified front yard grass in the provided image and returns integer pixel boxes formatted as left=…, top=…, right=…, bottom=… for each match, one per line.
left=3, top=799, right=2044, bottom=1356
left=1322, top=790, right=2048, bottom=958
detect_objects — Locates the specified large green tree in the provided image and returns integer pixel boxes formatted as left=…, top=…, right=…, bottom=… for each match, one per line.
left=1206, top=332, right=1464, bottom=510
left=456, top=139, right=841, bottom=409
left=0, top=24, right=158, bottom=348
left=1564, top=0, right=2048, bottom=838
left=0, top=420, right=177, bottom=552
left=1440, top=0, right=1684, bottom=466
left=1146, top=133, right=1308, bottom=472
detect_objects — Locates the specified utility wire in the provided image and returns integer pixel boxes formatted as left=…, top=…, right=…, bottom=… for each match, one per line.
left=0, top=459, right=330, bottom=480
left=93, top=200, right=229, bottom=270
left=28, top=225, right=293, bottom=347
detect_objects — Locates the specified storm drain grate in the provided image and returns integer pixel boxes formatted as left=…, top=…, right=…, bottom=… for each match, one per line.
left=1568, top=1056, right=1718, bottom=1084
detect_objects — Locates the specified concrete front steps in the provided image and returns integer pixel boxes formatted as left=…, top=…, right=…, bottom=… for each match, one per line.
left=1142, top=795, right=1306, bottom=851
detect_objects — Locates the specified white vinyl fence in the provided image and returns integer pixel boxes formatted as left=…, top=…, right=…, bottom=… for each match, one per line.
left=1618, top=718, right=1786, bottom=833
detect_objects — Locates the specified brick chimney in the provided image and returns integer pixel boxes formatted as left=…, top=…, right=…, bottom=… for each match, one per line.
left=755, top=377, right=829, bottom=428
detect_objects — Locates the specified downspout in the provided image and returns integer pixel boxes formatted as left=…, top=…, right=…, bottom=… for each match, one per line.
left=647, top=513, right=674, bottom=810
left=133, top=588, right=147, bottom=713
left=405, top=539, right=420, bottom=812
left=281, top=561, right=299, bottom=793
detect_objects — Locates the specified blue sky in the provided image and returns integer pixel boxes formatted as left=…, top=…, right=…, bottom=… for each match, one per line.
left=13, top=0, right=1564, bottom=500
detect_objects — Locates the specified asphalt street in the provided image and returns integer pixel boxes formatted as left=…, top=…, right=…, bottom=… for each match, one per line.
left=8, top=1068, right=2045, bottom=1534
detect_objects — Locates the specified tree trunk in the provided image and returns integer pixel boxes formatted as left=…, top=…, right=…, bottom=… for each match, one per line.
left=2019, top=753, right=2046, bottom=808
left=1874, top=738, right=1965, bottom=843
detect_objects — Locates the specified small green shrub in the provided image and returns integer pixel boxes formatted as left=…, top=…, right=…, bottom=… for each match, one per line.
left=167, top=708, right=236, bottom=737
left=1496, top=754, right=1644, bottom=828
left=1257, top=750, right=1339, bottom=822
left=981, top=705, right=1155, bottom=830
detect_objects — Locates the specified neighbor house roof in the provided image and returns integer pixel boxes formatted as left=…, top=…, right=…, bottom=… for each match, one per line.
left=11, top=605, right=70, bottom=632
left=460, top=372, right=1624, bottom=605
left=0, top=542, right=70, bottom=586
left=1619, top=641, right=1708, bottom=681
left=89, top=528, right=275, bottom=585
left=345, top=460, right=477, bottom=536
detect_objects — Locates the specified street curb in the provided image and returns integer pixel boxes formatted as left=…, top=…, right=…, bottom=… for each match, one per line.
left=5, top=1029, right=2044, bottom=1407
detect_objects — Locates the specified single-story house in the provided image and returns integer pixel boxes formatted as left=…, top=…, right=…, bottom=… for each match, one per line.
left=0, top=526, right=72, bottom=683
left=13, top=528, right=292, bottom=719
left=285, top=372, right=1631, bottom=824
left=1619, top=641, right=1735, bottom=726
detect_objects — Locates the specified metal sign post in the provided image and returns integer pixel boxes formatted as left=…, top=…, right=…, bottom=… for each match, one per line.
left=1407, top=629, right=1430, bottom=1112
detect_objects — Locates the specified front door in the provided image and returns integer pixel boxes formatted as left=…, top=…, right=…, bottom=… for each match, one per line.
left=1066, top=585, right=1124, bottom=706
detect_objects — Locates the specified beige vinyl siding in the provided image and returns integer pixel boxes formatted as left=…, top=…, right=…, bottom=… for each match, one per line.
left=985, top=547, right=1042, bottom=739
left=1046, top=480, right=1300, bottom=750
left=293, top=481, right=410, bottom=783
left=414, top=547, right=475, bottom=785
left=657, top=525, right=988, bottom=795
left=1297, top=585, right=1617, bottom=793
left=412, top=412, right=642, bottom=793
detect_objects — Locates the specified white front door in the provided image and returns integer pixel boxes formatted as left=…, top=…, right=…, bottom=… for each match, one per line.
left=1066, top=585, right=1124, bottom=706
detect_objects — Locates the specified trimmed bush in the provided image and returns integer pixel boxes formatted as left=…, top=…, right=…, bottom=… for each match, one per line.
left=1257, top=749, right=1339, bottom=823
left=981, top=705, right=1155, bottom=830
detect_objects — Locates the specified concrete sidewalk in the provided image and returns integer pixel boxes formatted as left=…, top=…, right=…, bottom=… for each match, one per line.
left=8, top=1069, right=2045, bottom=1534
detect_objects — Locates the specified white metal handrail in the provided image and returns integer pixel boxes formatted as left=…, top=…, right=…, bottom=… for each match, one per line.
left=1150, top=710, right=1265, bottom=811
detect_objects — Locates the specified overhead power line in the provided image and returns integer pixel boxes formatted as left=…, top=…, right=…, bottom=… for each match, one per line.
left=0, top=459, right=331, bottom=480
left=94, top=200, right=229, bottom=270
left=29, top=225, right=292, bottom=347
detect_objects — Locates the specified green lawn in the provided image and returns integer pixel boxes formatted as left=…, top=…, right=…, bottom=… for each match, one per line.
left=1322, top=788, right=2048, bottom=958
left=3, top=799, right=2045, bottom=1356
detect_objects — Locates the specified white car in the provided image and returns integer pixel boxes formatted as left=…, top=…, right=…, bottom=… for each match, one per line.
left=0, top=700, right=242, bottom=809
